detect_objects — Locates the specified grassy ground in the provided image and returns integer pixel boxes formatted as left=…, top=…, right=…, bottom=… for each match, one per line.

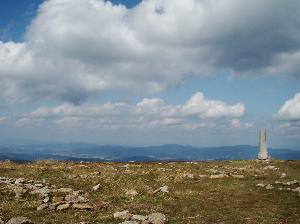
left=0, top=160, right=299, bottom=224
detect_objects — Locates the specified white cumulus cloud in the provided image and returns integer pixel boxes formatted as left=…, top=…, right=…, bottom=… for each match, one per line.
left=275, top=93, right=300, bottom=121
left=274, top=93, right=300, bottom=138
left=15, top=92, right=245, bottom=129
left=0, top=0, right=300, bottom=103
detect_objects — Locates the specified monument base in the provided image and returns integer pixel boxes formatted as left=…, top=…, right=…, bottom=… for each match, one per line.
left=256, top=156, right=272, bottom=162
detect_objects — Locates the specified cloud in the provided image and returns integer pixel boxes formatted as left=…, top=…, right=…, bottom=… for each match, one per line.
left=0, top=0, right=300, bottom=103
left=275, top=93, right=300, bottom=121
left=0, top=117, right=7, bottom=124
left=273, top=93, right=300, bottom=139
left=15, top=92, right=245, bottom=129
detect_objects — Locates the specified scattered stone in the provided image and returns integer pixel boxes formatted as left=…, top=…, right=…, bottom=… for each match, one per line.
left=265, top=184, right=274, bottom=190
left=280, top=173, right=287, bottom=178
left=292, top=187, right=300, bottom=193
left=131, top=215, right=148, bottom=221
left=256, top=183, right=266, bottom=188
left=114, top=211, right=132, bottom=220
left=72, top=203, right=93, bottom=210
left=57, top=203, right=71, bottom=211
left=34, top=183, right=44, bottom=188
left=198, top=174, right=208, bottom=178
left=14, top=187, right=27, bottom=199
left=48, top=202, right=63, bottom=211
left=92, top=184, right=101, bottom=191
left=43, top=196, right=50, bottom=203
left=119, top=221, right=138, bottom=224
left=263, top=166, right=278, bottom=171
left=125, top=189, right=138, bottom=197
left=0, top=217, right=4, bottom=224
left=15, top=178, right=25, bottom=185
left=65, top=194, right=88, bottom=203
left=37, top=203, right=49, bottom=211
left=231, top=174, right=245, bottom=179
left=6, top=217, right=33, bottom=224
left=153, top=186, right=169, bottom=194
left=30, top=187, right=51, bottom=196
left=207, top=169, right=222, bottom=174
left=274, top=180, right=299, bottom=186
left=160, top=186, right=169, bottom=193
left=182, top=173, right=194, bottom=179
left=209, top=174, right=229, bottom=179
left=286, top=180, right=299, bottom=186
left=147, top=213, right=168, bottom=224
left=58, top=188, right=73, bottom=193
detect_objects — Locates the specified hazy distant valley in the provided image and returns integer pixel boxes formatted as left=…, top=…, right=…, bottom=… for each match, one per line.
left=1, top=143, right=299, bottom=162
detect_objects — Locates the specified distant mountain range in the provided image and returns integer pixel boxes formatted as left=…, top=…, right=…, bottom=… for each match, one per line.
left=0, top=143, right=299, bottom=162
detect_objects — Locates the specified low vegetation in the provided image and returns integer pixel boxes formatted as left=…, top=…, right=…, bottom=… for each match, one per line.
left=0, top=160, right=299, bottom=224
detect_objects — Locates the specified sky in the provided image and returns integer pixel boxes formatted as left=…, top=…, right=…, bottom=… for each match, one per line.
left=0, top=0, right=299, bottom=148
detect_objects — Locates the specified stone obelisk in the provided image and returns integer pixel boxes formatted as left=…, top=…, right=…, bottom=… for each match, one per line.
left=258, top=128, right=268, bottom=160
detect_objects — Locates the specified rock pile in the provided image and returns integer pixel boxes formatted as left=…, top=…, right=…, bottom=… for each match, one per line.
left=0, top=176, right=93, bottom=212
left=256, top=179, right=300, bottom=196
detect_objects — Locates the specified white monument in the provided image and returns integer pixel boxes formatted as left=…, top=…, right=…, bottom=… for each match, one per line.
left=257, top=128, right=269, bottom=160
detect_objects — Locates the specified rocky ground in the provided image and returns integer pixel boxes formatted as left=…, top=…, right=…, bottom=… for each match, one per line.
left=0, top=160, right=299, bottom=224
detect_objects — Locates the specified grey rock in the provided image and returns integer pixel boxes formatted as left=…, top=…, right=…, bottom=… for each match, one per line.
left=42, top=196, right=50, bottom=203
left=207, top=169, right=223, bottom=174
left=34, top=183, right=44, bottom=188
left=37, top=203, right=49, bottom=211
left=265, top=184, right=274, bottom=190
left=92, top=184, right=101, bottom=191
left=65, top=194, right=88, bottom=203
left=147, top=213, right=168, bottom=224
left=153, top=186, right=169, bottom=194
left=263, top=166, right=278, bottom=171
left=131, top=215, right=147, bottom=221
left=6, top=217, right=33, bottom=224
left=209, top=174, right=229, bottom=179
left=72, top=203, right=93, bottom=210
left=57, top=203, right=71, bottom=211
left=57, top=188, right=73, bottom=193
left=280, top=173, right=287, bottom=178
left=231, top=174, right=244, bottom=179
left=198, top=174, right=208, bottom=178
left=14, top=178, right=26, bottom=185
left=125, top=189, right=138, bottom=197
left=181, top=173, right=194, bottom=179
left=48, top=202, right=63, bottom=211
left=114, top=211, right=132, bottom=220
left=119, top=221, right=138, bottom=224
left=30, top=187, right=51, bottom=196
left=14, top=187, right=27, bottom=199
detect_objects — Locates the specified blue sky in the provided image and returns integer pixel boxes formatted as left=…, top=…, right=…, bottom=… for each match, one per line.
left=0, top=0, right=299, bottom=148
